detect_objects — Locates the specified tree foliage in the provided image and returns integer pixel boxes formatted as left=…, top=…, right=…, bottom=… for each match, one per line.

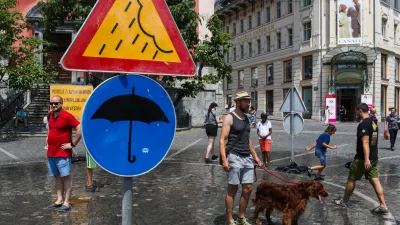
left=0, top=0, right=56, bottom=91
left=38, top=0, right=96, bottom=33
left=39, top=0, right=232, bottom=98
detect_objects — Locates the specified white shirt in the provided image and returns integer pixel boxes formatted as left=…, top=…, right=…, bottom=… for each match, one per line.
left=229, top=107, right=235, bottom=113
left=257, top=120, right=272, bottom=140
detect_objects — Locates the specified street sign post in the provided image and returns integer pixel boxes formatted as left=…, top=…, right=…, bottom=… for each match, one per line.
left=82, top=75, right=176, bottom=224
left=62, top=0, right=196, bottom=222
left=283, top=113, right=304, bottom=135
left=280, top=86, right=307, bottom=170
left=60, top=0, right=196, bottom=76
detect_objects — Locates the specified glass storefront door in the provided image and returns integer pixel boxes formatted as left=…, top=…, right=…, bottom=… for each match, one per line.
left=337, top=87, right=361, bottom=122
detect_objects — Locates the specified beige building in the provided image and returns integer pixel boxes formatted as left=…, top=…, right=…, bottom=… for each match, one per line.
left=216, top=0, right=400, bottom=121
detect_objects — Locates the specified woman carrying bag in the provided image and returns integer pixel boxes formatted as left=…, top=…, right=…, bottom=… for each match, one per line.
left=385, top=108, right=400, bottom=151
left=204, top=102, right=222, bottom=163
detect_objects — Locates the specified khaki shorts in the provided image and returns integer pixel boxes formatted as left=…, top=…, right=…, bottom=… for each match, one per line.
left=348, top=159, right=378, bottom=180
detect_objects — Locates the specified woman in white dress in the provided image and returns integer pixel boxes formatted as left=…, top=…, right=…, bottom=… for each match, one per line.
left=324, top=106, right=330, bottom=125
left=338, top=4, right=350, bottom=38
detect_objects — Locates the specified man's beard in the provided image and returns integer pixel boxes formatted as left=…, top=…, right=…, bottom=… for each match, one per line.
left=53, top=107, right=61, bottom=112
left=239, top=106, right=249, bottom=113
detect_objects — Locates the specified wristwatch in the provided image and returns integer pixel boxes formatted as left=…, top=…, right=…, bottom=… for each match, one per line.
left=71, top=142, right=76, bottom=148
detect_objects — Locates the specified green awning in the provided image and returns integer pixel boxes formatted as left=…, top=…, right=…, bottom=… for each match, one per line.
left=335, top=69, right=362, bottom=85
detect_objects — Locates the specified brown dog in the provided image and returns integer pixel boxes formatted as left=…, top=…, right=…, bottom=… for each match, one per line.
left=252, top=181, right=328, bottom=225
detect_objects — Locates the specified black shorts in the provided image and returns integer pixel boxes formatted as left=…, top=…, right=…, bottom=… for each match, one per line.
left=205, top=124, right=218, bottom=137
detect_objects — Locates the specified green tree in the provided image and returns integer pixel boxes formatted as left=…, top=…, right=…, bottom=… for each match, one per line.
left=39, top=0, right=232, bottom=99
left=0, top=0, right=56, bottom=91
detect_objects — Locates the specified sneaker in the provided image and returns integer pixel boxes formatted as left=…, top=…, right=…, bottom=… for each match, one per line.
left=236, top=217, right=251, bottom=225
left=314, top=176, right=324, bottom=181
left=211, top=155, right=219, bottom=160
left=226, top=220, right=236, bottom=225
left=332, top=197, right=347, bottom=208
left=85, top=184, right=97, bottom=193
left=307, top=167, right=312, bottom=177
left=204, top=158, right=213, bottom=163
left=371, top=206, right=389, bottom=214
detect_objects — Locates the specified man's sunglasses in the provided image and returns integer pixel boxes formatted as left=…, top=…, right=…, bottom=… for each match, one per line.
left=49, top=102, right=61, bottom=106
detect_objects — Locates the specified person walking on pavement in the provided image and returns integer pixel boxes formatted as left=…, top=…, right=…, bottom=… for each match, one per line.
left=220, top=91, right=263, bottom=225
left=340, top=105, right=347, bottom=122
left=385, top=108, right=400, bottom=151
left=324, top=106, right=330, bottom=125
left=333, top=103, right=389, bottom=214
left=369, top=107, right=378, bottom=125
left=305, top=124, right=337, bottom=180
left=256, top=113, right=272, bottom=168
left=46, top=96, right=81, bottom=212
left=204, top=102, right=222, bottom=163
left=249, top=106, right=256, bottom=128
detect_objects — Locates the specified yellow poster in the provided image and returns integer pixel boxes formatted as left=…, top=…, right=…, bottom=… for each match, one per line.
left=50, top=85, right=93, bottom=121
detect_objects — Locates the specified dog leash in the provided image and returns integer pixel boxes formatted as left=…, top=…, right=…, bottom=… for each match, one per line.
left=254, top=166, right=301, bottom=185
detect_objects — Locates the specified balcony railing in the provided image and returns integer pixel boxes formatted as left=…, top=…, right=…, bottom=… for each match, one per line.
left=266, top=76, right=273, bottom=85
left=215, top=0, right=246, bottom=13
left=301, top=40, right=310, bottom=50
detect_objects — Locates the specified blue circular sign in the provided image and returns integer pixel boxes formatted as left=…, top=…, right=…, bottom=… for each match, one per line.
left=82, top=75, right=176, bottom=177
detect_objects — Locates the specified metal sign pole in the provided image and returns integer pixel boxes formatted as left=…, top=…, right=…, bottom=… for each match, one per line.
left=290, top=85, right=294, bottom=162
left=122, top=177, right=133, bottom=225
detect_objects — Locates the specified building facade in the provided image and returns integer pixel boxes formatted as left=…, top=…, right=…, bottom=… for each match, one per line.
left=216, top=0, right=400, bottom=122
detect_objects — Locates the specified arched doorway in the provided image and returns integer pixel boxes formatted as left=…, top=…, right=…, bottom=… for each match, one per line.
left=323, top=47, right=377, bottom=122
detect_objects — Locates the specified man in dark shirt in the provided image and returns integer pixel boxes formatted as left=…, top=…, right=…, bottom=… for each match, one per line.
left=333, top=103, right=389, bottom=214
left=220, top=91, right=263, bottom=225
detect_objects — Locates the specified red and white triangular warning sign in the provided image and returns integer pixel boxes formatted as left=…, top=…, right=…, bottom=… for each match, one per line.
left=60, top=0, right=196, bottom=76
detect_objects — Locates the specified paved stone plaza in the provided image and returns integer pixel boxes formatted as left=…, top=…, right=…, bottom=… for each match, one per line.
left=0, top=121, right=399, bottom=225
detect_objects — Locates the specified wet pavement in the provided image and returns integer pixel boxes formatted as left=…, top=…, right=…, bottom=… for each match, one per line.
left=0, top=121, right=399, bottom=225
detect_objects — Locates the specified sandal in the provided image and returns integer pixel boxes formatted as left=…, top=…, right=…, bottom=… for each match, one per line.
left=47, top=203, right=63, bottom=209
left=371, top=206, right=389, bottom=214
left=57, top=204, right=72, bottom=212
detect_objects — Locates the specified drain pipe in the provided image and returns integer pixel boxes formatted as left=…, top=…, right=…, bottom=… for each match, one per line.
left=319, top=0, right=324, bottom=121
left=373, top=0, right=376, bottom=107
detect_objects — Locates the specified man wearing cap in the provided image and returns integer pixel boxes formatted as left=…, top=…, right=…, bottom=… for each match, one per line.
left=220, top=91, right=263, bottom=225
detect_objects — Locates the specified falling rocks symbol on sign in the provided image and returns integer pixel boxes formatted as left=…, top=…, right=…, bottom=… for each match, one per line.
left=90, top=86, right=169, bottom=163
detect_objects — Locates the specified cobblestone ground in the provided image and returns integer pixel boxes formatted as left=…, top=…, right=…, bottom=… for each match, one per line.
left=0, top=121, right=399, bottom=225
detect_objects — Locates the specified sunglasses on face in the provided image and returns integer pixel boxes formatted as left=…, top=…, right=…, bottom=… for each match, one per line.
left=49, top=102, right=61, bottom=106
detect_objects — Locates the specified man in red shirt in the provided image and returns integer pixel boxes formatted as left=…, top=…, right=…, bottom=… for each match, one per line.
left=46, top=96, right=81, bottom=212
